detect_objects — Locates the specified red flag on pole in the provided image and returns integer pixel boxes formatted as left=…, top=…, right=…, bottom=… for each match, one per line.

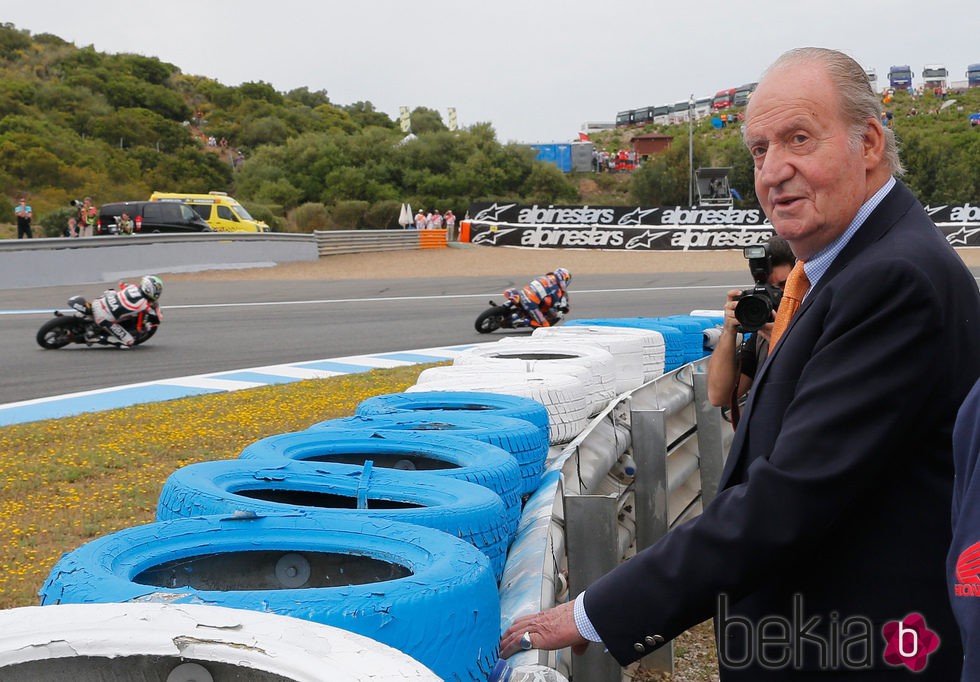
left=578, top=132, right=591, bottom=142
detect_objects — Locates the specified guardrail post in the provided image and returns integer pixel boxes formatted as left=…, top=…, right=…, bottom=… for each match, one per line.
left=630, top=407, right=669, bottom=550
left=692, top=371, right=726, bottom=506
left=565, top=493, right=622, bottom=681
left=627, top=407, right=674, bottom=675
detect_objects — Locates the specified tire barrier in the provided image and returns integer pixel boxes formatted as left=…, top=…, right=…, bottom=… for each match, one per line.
left=355, top=390, right=551, bottom=446
left=39, top=514, right=499, bottom=681
left=418, top=362, right=605, bottom=418
left=238, top=430, right=522, bottom=537
left=406, top=372, right=590, bottom=445
left=565, top=318, right=688, bottom=371
left=0, top=602, right=439, bottom=680
left=659, top=314, right=724, bottom=355
left=453, top=340, right=619, bottom=416
left=307, top=412, right=549, bottom=499
left=156, top=458, right=511, bottom=580
left=532, top=323, right=665, bottom=382
left=531, top=326, right=646, bottom=393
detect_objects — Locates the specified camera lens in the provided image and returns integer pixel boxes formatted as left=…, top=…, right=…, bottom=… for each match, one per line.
left=734, top=295, right=773, bottom=332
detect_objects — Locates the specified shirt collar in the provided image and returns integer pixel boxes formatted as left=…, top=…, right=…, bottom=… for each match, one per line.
left=802, top=176, right=896, bottom=290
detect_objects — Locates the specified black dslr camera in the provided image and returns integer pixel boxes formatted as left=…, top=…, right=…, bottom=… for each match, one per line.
left=734, top=244, right=782, bottom=333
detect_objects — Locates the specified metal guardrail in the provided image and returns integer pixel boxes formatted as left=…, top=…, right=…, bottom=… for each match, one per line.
left=313, top=229, right=447, bottom=256
left=500, top=358, right=734, bottom=680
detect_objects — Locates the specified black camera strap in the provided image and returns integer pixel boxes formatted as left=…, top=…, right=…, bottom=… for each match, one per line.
left=729, top=342, right=746, bottom=430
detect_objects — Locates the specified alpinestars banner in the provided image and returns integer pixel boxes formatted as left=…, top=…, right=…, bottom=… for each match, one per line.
left=465, top=202, right=980, bottom=250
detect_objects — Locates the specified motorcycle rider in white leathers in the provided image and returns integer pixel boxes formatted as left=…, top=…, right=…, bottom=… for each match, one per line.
left=90, top=275, right=162, bottom=347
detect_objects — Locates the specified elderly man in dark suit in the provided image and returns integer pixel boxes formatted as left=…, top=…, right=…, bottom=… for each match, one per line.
left=501, top=47, right=980, bottom=679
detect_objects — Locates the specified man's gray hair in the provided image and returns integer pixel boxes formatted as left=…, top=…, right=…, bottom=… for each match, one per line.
left=759, top=47, right=904, bottom=176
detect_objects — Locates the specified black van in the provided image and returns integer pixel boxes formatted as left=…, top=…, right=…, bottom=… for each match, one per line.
left=97, top=201, right=213, bottom=235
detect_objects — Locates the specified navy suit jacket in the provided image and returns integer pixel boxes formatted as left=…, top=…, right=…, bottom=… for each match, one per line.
left=583, top=180, right=980, bottom=679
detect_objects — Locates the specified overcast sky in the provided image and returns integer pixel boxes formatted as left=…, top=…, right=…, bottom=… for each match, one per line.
left=5, top=1, right=977, bottom=143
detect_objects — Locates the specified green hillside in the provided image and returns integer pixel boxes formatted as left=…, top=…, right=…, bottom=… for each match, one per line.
left=1, top=22, right=977, bottom=237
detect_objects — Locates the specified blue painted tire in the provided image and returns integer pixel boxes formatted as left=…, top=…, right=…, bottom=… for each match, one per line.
left=156, top=459, right=510, bottom=580
left=356, top=391, right=550, bottom=445
left=239, top=430, right=522, bottom=537
left=39, top=514, right=499, bottom=681
left=308, top=413, right=548, bottom=498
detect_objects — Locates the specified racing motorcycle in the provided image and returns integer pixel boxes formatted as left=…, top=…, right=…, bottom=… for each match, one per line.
left=474, top=288, right=567, bottom=334
left=36, top=295, right=161, bottom=349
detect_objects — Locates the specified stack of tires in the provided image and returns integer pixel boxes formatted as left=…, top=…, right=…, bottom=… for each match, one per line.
left=38, top=391, right=553, bottom=680
left=35, top=314, right=713, bottom=680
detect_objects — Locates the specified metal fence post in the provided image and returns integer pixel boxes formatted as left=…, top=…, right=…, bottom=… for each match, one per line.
left=629, top=407, right=668, bottom=550
left=565, top=493, right=623, bottom=681
left=628, top=407, right=674, bottom=674
left=692, top=371, right=726, bottom=506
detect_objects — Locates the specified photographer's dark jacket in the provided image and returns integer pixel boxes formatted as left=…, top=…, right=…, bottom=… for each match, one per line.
left=583, top=180, right=980, bottom=679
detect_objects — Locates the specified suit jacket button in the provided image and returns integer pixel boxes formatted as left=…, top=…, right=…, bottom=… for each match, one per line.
left=644, top=636, right=657, bottom=646
left=653, top=635, right=665, bottom=645
left=634, top=642, right=646, bottom=652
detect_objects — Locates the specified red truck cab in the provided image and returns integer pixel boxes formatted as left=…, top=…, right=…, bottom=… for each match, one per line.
left=712, top=88, right=737, bottom=110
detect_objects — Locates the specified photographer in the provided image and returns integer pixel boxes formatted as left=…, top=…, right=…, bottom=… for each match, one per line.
left=72, top=197, right=97, bottom=237
left=706, top=234, right=795, bottom=412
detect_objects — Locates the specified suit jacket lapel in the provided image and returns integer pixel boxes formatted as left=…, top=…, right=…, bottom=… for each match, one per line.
left=717, top=181, right=915, bottom=490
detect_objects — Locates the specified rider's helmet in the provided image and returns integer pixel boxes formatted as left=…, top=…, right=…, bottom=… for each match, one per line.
left=554, top=267, right=571, bottom=287
left=139, top=275, right=163, bottom=302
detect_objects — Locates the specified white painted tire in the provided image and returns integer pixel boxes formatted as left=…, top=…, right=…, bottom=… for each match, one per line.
left=550, top=324, right=667, bottom=381
left=418, top=362, right=602, bottom=417
left=531, top=326, right=646, bottom=392
left=565, top=318, right=686, bottom=372
left=408, top=371, right=590, bottom=445
left=453, top=340, right=617, bottom=415
left=0, top=603, right=437, bottom=680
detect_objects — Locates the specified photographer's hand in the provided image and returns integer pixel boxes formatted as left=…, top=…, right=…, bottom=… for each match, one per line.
left=722, top=289, right=742, bottom=333
left=757, top=320, right=774, bottom=344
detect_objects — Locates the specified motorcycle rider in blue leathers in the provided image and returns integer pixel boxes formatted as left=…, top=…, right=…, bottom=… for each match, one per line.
left=515, top=267, right=570, bottom=328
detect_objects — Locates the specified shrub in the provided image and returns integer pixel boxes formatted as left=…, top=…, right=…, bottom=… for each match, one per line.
left=329, top=200, right=369, bottom=230
left=286, top=202, right=330, bottom=233
left=363, top=200, right=402, bottom=229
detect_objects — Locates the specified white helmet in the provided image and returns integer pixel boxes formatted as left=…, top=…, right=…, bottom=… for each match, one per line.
left=554, top=267, right=571, bottom=286
left=139, top=275, right=163, bottom=301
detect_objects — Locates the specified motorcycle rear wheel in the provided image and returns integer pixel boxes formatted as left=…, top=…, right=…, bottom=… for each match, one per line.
left=36, top=317, right=84, bottom=349
left=474, top=305, right=511, bottom=334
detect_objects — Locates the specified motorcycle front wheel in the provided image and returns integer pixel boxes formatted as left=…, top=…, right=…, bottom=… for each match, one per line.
left=130, top=324, right=158, bottom=347
left=36, top=317, right=85, bottom=349
left=474, top=305, right=511, bottom=334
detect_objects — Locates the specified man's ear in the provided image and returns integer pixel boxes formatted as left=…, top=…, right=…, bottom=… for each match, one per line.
left=863, top=117, right=886, bottom=170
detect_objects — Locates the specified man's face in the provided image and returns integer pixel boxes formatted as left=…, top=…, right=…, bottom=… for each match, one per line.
left=744, top=62, right=874, bottom=260
left=767, top=263, right=794, bottom=290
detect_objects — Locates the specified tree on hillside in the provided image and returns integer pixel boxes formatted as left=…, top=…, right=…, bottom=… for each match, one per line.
left=409, top=106, right=447, bottom=134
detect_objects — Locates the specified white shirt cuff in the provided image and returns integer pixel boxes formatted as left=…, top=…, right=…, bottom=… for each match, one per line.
left=573, top=591, right=603, bottom=643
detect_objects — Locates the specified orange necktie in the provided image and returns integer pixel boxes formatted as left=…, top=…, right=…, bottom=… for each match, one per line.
left=768, top=261, right=809, bottom=353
